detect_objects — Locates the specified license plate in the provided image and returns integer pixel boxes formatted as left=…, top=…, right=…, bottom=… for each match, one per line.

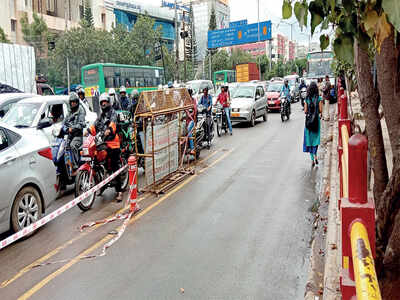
left=231, top=112, right=240, bottom=117
left=81, top=157, right=91, bottom=162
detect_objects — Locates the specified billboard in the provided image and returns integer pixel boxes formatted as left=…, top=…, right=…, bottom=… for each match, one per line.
left=208, top=21, right=272, bottom=49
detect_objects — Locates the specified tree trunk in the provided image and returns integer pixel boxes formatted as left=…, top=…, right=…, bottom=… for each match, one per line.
left=354, top=43, right=389, bottom=204
left=376, top=31, right=400, bottom=164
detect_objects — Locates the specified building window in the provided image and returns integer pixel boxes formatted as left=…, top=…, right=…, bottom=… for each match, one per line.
left=101, top=13, right=106, bottom=25
left=11, top=19, right=16, bottom=32
left=79, top=5, right=84, bottom=19
left=47, top=0, right=55, bottom=12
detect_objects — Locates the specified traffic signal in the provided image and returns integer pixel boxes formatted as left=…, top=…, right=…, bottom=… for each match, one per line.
left=180, top=31, right=188, bottom=39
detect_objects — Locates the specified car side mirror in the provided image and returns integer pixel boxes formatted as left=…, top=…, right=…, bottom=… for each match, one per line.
left=37, top=117, right=53, bottom=129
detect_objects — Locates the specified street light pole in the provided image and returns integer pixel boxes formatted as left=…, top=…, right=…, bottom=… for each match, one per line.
left=64, top=0, right=70, bottom=93
left=174, top=0, right=179, bottom=82
left=257, top=0, right=261, bottom=80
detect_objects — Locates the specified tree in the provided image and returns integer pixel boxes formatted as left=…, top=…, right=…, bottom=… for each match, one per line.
left=282, top=0, right=400, bottom=296
left=229, top=48, right=255, bottom=69
left=131, top=14, right=162, bottom=66
left=82, top=0, right=94, bottom=28
left=0, top=27, right=10, bottom=43
left=20, top=12, right=48, bottom=57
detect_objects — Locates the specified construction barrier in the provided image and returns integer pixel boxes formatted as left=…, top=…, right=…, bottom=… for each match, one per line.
left=0, top=160, right=131, bottom=251
left=337, top=91, right=382, bottom=299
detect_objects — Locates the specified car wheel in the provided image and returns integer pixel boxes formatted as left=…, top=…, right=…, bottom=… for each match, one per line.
left=263, top=108, right=268, bottom=122
left=11, top=186, right=43, bottom=235
left=250, top=110, right=256, bottom=127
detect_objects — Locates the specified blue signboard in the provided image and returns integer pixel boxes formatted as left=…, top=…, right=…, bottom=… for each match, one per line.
left=161, top=0, right=190, bottom=12
left=229, top=20, right=247, bottom=28
left=208, top=21, right=272, bottom=49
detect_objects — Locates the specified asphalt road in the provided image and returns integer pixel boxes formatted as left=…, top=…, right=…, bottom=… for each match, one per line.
left=0, top=103, right=322, bottom=299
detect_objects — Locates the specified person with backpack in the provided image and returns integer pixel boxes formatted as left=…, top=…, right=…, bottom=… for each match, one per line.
left=303, top=81, right=323, bottom=167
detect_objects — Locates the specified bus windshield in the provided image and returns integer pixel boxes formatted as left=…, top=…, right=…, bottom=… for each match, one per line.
left=308, top=60, right=333, bottom=78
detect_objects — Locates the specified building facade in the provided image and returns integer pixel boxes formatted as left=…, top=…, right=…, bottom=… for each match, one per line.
left=230, top=41, right=266, bottom=58
left=184, top=0, right=230, bottom=60
left=1, top=0, right=114, bottom=44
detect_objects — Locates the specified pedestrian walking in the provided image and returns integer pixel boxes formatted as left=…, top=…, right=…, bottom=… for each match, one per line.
left=303, top=81, right=323, bottom=167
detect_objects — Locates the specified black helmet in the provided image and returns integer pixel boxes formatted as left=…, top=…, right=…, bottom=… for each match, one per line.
left=77, top=87, right=85, bottom=96
left=68, top=92, right=79, bottom=112
left=187, top=88, right=193, bottom=96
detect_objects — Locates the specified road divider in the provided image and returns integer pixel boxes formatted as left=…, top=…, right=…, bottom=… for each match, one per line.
left=0, top=162, right=128, bottom=251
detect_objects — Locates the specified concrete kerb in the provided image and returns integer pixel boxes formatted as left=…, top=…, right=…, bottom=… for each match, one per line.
left=304, top=102, right=341, bottom=299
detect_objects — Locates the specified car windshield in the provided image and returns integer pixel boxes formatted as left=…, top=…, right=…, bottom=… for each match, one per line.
left=3, top=102, right=42, bottom=127
left=233, top=86, right=255, bottom=98
left=187, top=82, right=201, bottom=94
left=267, top=84, right=283, bottom=92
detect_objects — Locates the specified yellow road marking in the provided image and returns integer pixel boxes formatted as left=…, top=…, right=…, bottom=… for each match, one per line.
left=1, top=195, right=148, bottom=289
left=18, top=148, right=234, bottom=300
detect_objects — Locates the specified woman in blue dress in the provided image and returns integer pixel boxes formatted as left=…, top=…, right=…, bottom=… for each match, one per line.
left=303, top=81, right=324, bottom=167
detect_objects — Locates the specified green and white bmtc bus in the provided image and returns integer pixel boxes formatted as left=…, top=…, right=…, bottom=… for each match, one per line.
left=213, top=70, right=236, bottom=88
left=81, top=63, right=164, bottom=113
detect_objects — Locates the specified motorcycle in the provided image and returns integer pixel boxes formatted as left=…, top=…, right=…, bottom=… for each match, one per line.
left=74, top=132, right=129, bottom=211
left=280, top=96, right=290, bottom=122
left=51, top=123, right=76, bottom=197
left=180, top=113, right=205, bottom=161
left=300, top=87, right=307, bottom=108
left=215, top=103, right=228, bottom=137
left=116, top=110, right=144, bottom=169
left=197, top=104, right=214, bottom=149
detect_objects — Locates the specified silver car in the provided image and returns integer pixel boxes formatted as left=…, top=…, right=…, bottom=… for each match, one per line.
left=230, top=83, right=268, bottom=127
left=0, top=123, right=56, bottom=235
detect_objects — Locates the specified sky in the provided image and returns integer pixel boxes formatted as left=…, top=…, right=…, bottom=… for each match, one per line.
left=140, top=0, right=322, bottom=45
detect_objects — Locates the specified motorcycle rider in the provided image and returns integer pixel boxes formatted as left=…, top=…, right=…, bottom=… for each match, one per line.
left=280, top=79, right=291, bottom=115
left=199, top=87, right=213, bottom=148
left=131, top=89, right=144, bottom=154
left=64, top=92, right=86, bottom=172
left=119, top=86, right=131, bottom=111
left=88, top=93, right=123, bottom=202
left=186, top=88, right=197, bottom=155
left=217, top=86, right=232, bottom=135
left=77, top=87, right=90, bottom=109
left=299, top=79, right=307, bottom=107
left=108, top=88, right=121, bottom=110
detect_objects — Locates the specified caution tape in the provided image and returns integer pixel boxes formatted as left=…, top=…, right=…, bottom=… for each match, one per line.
left=0, top=165, right=127, bottom=251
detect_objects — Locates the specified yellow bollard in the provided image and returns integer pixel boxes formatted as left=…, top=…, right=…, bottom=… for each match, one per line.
left=350, top=222, right=382, bottom=300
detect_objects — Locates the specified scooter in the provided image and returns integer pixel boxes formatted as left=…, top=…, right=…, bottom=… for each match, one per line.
left=197, top=104, right=214, bottom=149
left=300, top=87, right=307, bottom=108
left=75, top=132, right=129, bottom=211
left=280, top=96, right=290, bottom=122
left=51, top=124, right=76, bottom=197
left=215, top=103, right=228, bottom=137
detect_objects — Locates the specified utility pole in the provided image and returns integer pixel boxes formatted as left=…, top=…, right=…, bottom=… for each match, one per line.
left=257, top=0, right=261, bottom=80
left=182, top=11, right=187, bottom=82
left=174, top=0, right=179, bottom=82
left=64, top=0, right=70, bottom=93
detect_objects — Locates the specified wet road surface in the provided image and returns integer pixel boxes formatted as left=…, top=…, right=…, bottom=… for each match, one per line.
left=0, top=104, right=323, bottom=299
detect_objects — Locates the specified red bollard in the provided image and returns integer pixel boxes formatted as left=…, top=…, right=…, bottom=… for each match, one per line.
left=340, top=94, right=348, bottom=120
left=348, top=134, right=368, bottom=204
left=128, top=155, right=138, bottom=213
left=341, top=134, right=375, bottom=288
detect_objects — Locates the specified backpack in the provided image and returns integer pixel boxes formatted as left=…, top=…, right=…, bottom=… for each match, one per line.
left=306, top=97, right=319, bottom=132
left=329, top=87, right=337, bottom=104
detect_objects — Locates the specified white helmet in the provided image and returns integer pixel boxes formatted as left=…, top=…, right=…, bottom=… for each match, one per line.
left=120, top=86, right=126, bottom=93
left=99, top=92, right=110, bottom=106
left=108, top=88, right=116, bottom=95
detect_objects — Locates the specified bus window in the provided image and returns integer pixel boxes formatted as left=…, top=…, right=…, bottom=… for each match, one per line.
left=105, top=77, right=114, bottom=88
left=83, top=68, right=99, bottom=86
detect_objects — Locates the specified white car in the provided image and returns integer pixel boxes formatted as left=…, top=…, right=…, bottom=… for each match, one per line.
left=2, top=95, right=97, bottom=144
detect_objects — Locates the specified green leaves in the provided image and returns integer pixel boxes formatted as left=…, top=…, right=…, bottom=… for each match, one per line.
left=282, top=0, right=293, bottom=19
left=320, top=34, right=330, bottom=50
left=309, top=1, right=325, bottom=35
left=333, top=34, right=354, bottom=65
left=294, top=1, right=308, bottom=29
left=0, top=27, right=10, bottom=43
left=382, top=0, right=400, bottom=32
